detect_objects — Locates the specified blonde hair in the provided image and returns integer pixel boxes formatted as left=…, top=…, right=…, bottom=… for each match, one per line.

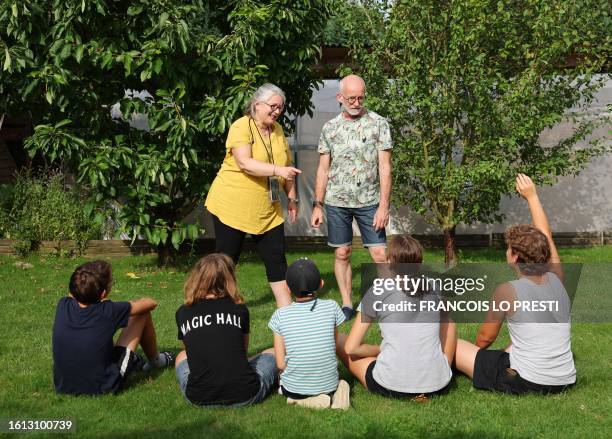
left=244, top=83, right=285, bottom=118
left=183, top=253, right=244, bottom=306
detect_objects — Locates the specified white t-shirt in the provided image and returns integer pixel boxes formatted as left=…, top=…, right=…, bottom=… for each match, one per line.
left=360, top=288, right=452, bottom=393
left=507, top=272, right=576, bottom=386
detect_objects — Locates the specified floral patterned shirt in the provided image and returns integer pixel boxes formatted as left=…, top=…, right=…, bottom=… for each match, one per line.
left=318, top=110, right=392, bottom=208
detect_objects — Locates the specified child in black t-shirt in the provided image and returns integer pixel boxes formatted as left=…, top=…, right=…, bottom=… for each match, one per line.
left=52, top=261, right=173, bottom=395
left=175, top=253, right=279, bottom=407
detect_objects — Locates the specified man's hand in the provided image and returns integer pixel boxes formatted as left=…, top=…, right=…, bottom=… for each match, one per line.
left=287, top=200, right=298, bottom=223
left=372, top=206, right=389, bottom=231
left=311, top=206, right=324, bottom=228
left=515, top=173, right=537, bottom=200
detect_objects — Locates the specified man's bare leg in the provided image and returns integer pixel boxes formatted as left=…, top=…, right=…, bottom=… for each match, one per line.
left=334, top=246, right=353, bottom=307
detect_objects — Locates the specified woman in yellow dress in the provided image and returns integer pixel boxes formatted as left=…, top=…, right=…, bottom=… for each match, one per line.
left=205, top=84, right=301, bottom=307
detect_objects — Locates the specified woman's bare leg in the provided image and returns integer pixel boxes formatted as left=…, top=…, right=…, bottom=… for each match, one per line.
left=270, top=281, right=292, bottom=307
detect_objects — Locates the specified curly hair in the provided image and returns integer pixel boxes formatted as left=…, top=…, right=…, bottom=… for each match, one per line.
left=504, top=225, right=551, bottom=275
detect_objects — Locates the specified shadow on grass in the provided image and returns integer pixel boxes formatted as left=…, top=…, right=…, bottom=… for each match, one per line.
left=91, top=416, right=509, bottom=439
left=123, top=346, right=180, bottom=390
left=243, top=289, right=277, bottom=308
left=93, top=418, right=247, bottom=439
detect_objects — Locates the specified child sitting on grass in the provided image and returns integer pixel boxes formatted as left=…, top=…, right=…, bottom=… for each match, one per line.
left=268, top=258, right=349, bottom=409
left=336, top=235, right=456, bottom=401
left=52, top=260, right=172, bottom=395
left=454, top=174, right=576, bottom=394
left=174, top=253, right=278, bottom=407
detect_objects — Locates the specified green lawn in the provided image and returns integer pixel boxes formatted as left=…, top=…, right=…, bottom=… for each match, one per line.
left=1, top=247, right=610, bottom=438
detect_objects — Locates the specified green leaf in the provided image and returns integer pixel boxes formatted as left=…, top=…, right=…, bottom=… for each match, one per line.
left=3, top=47, right=11, bottom=71
left=152, top=58, right=162, bottom=74
left=171, top=229, right=182, bottom=249
left=159, top=12, right=169, bottom=27
left=123, top=54, right=132, bottom=75
left=22, top=79, right=39, bottom=98
left=55, top=119, right=71, bottom=128
left=75, top=45, right=84, bottom=63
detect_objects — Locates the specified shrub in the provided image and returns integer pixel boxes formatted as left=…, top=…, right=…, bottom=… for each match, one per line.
left=1, top=170, right=103, bottom=256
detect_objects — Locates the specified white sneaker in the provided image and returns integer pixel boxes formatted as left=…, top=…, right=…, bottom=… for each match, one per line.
left=287, top=394, right=331, bottom=409
left=331, top=380, right=350, bottom=410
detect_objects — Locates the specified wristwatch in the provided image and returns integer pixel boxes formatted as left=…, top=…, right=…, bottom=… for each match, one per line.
left=312, top=200, right=324, bottom=208
left=288, top=198, right=299, bottom=204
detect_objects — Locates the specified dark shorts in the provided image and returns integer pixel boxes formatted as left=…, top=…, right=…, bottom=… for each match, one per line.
left=365, top=361, right=447, bottom=401
left=326, top=204, right=386, bottom=248
left=111, top=346, right=140, bottom=391
left=280, top=386, right=335, bottom=400
left=473, top=349, right=574, bottom=395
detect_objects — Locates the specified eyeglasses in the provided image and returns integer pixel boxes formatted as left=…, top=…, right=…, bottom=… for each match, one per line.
left=260, top=101, right=284, bottom=113
left=341, top=94, right=365, bottom=104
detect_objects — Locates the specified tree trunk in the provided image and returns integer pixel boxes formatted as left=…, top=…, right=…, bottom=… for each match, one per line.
left=157, top=242, right=178, bottom=267
left=444, top=226, right=458, bottom=267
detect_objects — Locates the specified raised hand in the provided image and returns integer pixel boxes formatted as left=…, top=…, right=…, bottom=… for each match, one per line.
left=515, top=173, right=537, bottom=200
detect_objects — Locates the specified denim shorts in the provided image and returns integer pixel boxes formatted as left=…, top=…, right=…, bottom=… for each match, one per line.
left=326, top=204, right=387, bottom=248
left=175, top=353, right=278, bottom=407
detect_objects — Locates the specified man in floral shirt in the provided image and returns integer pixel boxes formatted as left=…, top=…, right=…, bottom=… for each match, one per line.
left=311, top=75, right=392, bottom=320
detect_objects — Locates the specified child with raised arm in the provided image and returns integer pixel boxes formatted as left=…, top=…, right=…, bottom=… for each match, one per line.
left=455, top=174, right=576, bottom=394
left=336, top=235, right=456, bottom=401
left=268, top=258, right=349, bottom=409
left=174, top=253, right=278, bottom=407
left=52, top=261, right=172, bottom=395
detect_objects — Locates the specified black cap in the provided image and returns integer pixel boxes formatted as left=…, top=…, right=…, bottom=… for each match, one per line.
left=286, top=258, right=321, bottom=296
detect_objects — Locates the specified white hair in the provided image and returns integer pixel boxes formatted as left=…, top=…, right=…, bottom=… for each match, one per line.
left=245, top=83, right=286, bottom=117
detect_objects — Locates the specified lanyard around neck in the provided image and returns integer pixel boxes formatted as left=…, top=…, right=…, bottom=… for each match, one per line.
left=249, top=118, right=274, bottom=164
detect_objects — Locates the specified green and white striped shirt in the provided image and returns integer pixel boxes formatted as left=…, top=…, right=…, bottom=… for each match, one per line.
left=268, top=299, right=345, bottom=395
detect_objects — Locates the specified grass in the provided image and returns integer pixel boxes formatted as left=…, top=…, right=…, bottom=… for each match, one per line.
left=0, top=247, right=610, bottom=438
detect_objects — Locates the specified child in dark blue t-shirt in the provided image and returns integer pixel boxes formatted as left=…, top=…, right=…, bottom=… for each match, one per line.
left=52, top=261, right=173, bottom=395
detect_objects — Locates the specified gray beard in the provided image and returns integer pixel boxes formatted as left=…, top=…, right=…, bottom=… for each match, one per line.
left=342, top=104, right=363, bottom=116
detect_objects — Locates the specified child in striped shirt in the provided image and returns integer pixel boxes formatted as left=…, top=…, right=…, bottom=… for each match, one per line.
left=268, top=258, right=349, bottom=409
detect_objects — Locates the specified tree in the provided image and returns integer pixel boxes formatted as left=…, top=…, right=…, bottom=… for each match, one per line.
left=340, top=0, right=610, bottom=265
left=0, top=0, right=334, bottom=264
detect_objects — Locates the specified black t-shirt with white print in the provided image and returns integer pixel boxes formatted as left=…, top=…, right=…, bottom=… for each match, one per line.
left=175, top=297, right=259, bottom=405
